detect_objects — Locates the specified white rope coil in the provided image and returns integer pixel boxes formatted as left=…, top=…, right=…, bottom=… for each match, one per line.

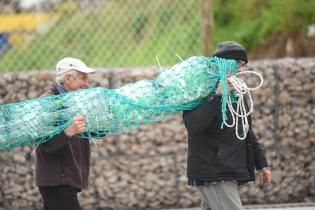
left=224, top=71, right=263, bottom=140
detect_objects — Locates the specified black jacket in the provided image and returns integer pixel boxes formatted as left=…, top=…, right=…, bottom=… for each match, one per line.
left=183, top=94, right=268, bottom=183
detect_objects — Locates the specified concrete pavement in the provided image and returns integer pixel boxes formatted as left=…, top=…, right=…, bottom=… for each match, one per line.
left=163, top=202, right=315, bottom=210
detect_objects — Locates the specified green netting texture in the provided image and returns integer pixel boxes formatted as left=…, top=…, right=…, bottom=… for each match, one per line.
left=0, top=56, right=238, bottom=151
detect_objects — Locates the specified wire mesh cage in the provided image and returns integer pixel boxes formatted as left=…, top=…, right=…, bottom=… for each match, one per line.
left=0, top=0, right=201, bottom=72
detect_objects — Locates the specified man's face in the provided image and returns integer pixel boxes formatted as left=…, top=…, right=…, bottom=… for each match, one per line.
left=65, top=71, right=89, bottom=91
left=237, top=60, right=247, bottom=72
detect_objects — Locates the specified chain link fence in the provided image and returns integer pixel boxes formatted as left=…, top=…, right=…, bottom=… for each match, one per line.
left=0, top=0, right=201, bottom=72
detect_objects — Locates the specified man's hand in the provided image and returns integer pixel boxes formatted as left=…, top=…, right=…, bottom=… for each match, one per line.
left=216, top=72, right=234, bottom=95
left=258, top=168, right=272, bottom=184
left=64, top=115, right=86, bottom=137
left=216, top=80, right=234, bottom=95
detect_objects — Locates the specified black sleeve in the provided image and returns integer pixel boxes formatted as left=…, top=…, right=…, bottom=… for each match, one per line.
left=244, top=97, right=269, bottom=170
left=183, top=93, right=220, bottom=134
left=39, top=130, right=107, bottom=153
left=80, top=131, right=107, bottom=139
left=39, top=131, right=72, bottom=153
left=250, top=129, right=269, bottom=170
left=247, top=112, right=269, bottom=170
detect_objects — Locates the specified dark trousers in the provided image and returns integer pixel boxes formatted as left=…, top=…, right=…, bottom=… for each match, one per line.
left=39, top=186, right=82, bottom=210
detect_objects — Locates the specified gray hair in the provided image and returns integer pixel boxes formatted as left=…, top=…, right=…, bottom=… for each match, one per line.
left=56, top=70, right=78, bottom=84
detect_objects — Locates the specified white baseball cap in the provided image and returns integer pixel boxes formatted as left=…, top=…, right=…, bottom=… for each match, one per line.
left=56, top=57, right=96, bottom=76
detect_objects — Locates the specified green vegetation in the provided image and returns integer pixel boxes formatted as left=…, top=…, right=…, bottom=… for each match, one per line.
left=213, top=0, right=315, bottom=50
left=0, top=0, right=314, bottom=72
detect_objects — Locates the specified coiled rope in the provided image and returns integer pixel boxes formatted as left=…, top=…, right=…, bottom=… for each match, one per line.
left=224, top=71, right=263, bottom=140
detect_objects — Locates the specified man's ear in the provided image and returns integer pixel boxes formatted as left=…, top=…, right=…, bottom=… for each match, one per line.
left=64, top=74, right=73, bottom=85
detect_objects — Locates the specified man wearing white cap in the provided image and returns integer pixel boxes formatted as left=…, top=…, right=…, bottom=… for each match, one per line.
left=35, top=57, right=96, bottom=210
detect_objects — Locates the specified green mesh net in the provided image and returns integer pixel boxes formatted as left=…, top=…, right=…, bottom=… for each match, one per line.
left=0, top=56, right=238, bottom=151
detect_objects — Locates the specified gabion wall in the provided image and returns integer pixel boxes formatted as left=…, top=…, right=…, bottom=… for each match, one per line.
left=0, top=58, right=314, bottom=210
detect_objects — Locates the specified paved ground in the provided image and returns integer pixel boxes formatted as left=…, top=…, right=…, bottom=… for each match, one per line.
left=164, top=207, right=315, bottom=210
left=246, top=208, right=315, bottom=210
left=163, top=203, right=315, bottom=210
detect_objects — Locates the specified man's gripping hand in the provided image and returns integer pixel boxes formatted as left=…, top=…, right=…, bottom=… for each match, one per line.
left=64, top=115, right=86, bottom=137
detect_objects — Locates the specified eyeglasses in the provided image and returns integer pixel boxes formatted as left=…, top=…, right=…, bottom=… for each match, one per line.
left=237, top=61, right=247, bottom=69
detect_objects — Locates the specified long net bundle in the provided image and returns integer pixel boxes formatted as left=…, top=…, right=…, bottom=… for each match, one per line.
left=0, top=56, right=239, bottom=151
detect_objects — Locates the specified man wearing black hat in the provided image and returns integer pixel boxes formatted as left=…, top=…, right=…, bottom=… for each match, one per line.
left=183, top=41, right=271, bottom=210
